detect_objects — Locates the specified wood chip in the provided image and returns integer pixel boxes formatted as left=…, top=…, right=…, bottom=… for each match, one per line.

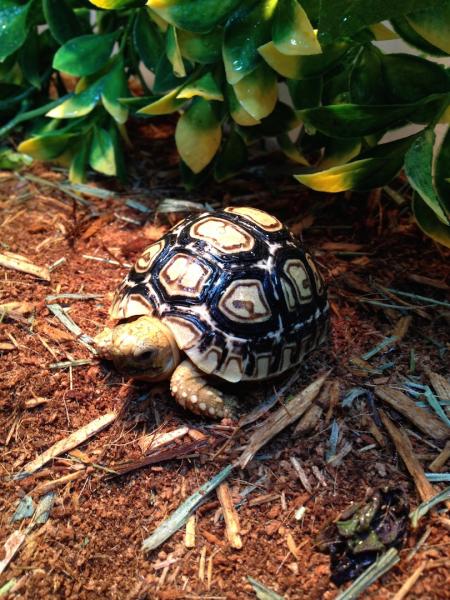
left=198, top=546, right=207, bottom=582
left=375, top=386, right=450, bottom=440
left=24, top=397, right=50, bottom=409
left=290, top=457, right=312, bottom=494
left=286, top=533, right=300, bottom=560
left=185, top=514, right=196, bottom=548
left=392, top=315, right=412, bottom=340
left=138, top=426, right=189, bottom=453
left=429, top=441, right=450, bottom=473
left=238, top=373, right=329, bottom=468
left=380, top=410, right=437, bottom=502
left=0, top=301, right=35, bottom=316
left=217, top=483, right=242, bottom=550
left=16, top=412, right=118, bottom=478
left=293, top=404, right=323, bottom=434
left=0, top=253, right=50, bottom=281
left=425, top=368, right=450, bottom=403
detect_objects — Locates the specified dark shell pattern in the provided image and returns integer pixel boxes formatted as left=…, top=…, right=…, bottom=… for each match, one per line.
left=110, top=207, right=329, bottom=383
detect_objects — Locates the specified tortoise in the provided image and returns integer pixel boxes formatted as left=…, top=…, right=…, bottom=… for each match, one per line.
left=94, top=206, right=329, bottom=419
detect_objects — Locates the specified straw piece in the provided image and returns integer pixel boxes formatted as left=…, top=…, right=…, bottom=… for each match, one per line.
left=138, top=426, right=189, bottom=453
left=0, top=253, right=50, bottom=281
left=217, top=483, right=242, bottom=550
left=32, top=470, right=86, bottom=496
left=391, top=563, right=425, bottom=600
left=16, top=412, right=118, bottom=479
left=380, top=411, right=436, bottom=502
left=334, top=548, right=399, bottom=600
left=238, top=373, right=329, bottom=468
left=375, top=386, right=450, bottom=440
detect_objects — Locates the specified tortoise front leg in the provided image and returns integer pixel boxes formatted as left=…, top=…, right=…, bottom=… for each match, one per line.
left=170, top=360, right=237, bottom=419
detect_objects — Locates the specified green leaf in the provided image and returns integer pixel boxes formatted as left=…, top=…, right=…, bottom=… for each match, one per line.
left=407, top=5, right=450, bottom=54
left=435, top=127, right=450, bottom=217
left=153, top=54, right=188, bottom=94
left=277, top=133, right=310, bottom=165
left=101, top=59, right=129, bottom=123
left=53, top=32, right=118, bottom=77
left=404, top=129, right=449, bottom=224
left=258, top=41, right=347, bottom=79
left=226, top=83, right=260, bottom=126
left=349, top=45, right=386, bottom=104
left=43, top=0, right=83, bottom=45
left=0, top=147, right=33, bottom=170
left=89, top=0, right=135, bottom=7
left=133, top=8, right=164, bottom=72
left=413, top=194, right=450, bottom=248
left=146, top=0, right=241, bottom=33
left=69, top=136, right=90, bottom=183
left=273, top=0, right=321, bottom=56
left=295, top=136, right=416, bottom=192
left=166, top=25, right=186, bottom=77
left=321, top=137, right=362, bottom=168
left=223, top=0, right=277, bottom=85
left=382, top=54, right=450, bottom=104
left=46, top=81, right=103, bottom=119
left=18, top=29, right=41, bottom=89
left=318, top=0, right=442, bottom=44
left=233, top=63, right=277, bottom=121
left=391, top=17, right=448, bottom=56
left=287, top=77, right=322, bottom=110
left=237, top=102, right=300, bottom=143
left=138, top=86, right=186, bottom=115
left=178, top=28, right=222, bottom=64
left=18, top=132, right=79, bottom=161
left=175, top=98, right=222, bottom=173
left=0, top=0, right=32, bottom=62
left=176, top=72, right=224, bottom=102
left=214, top=129, right=248, bottom=181
left=89, top=127, right=116, bottom=176
left=297, top=95, right=447, bottom=138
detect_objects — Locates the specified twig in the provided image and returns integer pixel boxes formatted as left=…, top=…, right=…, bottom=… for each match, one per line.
left=15, top=412, right=118, bottom=479
left=0, top=253, right=50, bottom=281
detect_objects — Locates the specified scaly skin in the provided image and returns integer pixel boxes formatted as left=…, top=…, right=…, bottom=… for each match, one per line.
left=170, top=360, right=238, bottom=419
left=94, top=316, right=236, bottom=419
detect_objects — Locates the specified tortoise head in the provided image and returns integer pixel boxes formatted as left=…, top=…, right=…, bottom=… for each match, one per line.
left=94, top=316, right=180, bottom=381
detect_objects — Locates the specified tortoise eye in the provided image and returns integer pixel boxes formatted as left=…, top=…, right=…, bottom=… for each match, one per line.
left=136, top=350, right=154, bottom=362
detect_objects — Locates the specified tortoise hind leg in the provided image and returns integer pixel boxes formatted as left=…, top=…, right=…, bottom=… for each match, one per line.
left=170, top=360, right=238, bottom=420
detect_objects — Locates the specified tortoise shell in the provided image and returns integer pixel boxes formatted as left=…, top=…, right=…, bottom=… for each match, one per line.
left=110, top=207, right=329, bottom=383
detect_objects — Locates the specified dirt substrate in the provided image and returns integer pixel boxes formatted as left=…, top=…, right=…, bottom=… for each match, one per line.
left=1, top=128, right=449, bottom=599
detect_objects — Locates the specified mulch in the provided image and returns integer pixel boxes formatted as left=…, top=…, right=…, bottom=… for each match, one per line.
left=0, top=122, right=449, bottom=599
